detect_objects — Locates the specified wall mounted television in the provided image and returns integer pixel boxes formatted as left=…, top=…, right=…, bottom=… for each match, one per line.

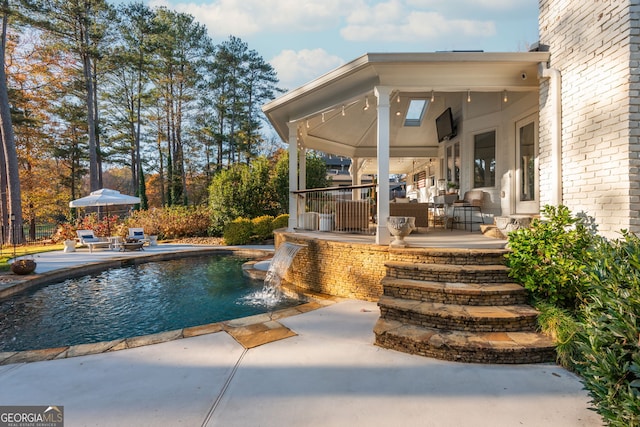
left=436, top=107, right=456, bottom=142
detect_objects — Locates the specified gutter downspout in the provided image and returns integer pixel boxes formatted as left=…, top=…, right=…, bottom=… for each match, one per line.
left=540, top=63, right=562, bottom=206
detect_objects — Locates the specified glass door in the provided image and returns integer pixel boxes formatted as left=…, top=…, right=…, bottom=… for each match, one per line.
left=445, top=141, right=460, bottom=187
left=515, top=115, right=539, bottom=213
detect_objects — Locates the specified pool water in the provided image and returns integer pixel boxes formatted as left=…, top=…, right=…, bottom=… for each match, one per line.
left=0, top=255, right=299, bottom=352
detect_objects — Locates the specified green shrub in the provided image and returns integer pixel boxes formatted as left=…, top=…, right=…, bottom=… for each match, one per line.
left=209, top=158, right=279, bottom=235
left=252, top=215, right=274, bottom=241
left=223, top=218, right=253, bottom=245
left=574, top=232, right=640, bottom=426
left=506, top=209, right=640, bottom=425
left=505, top=205, right=600, bottom=309
left=535, top=302, right=581, bottom=369
left=272, top=214, right=289, bottom=230
left=126, top=206, right=211, bottom=239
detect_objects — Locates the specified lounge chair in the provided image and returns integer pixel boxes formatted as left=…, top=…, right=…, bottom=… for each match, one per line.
left=127, top=228, right=150, bottom=245
left=76, top=230, right=111, bottom=253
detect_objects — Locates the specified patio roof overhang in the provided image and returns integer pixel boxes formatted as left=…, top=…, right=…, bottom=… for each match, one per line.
left=263, top=51, right=550, bottom=174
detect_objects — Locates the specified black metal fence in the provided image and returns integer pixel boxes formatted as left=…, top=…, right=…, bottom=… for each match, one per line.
left=1, top=223, right=59, bottom=246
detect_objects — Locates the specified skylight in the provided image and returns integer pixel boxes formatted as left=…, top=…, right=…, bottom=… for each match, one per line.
left=404, top=99, right=428, bottom=127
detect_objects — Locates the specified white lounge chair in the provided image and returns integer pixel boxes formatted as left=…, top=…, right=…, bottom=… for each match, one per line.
left=127, top=228, right=150, bottom=245
left=76, top=229, right=111, bottom=253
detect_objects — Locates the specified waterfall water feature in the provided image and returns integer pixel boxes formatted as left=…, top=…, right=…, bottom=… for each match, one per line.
left=242, top=242, right=305, bottom=307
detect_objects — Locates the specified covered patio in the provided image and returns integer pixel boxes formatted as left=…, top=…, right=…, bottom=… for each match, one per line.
left=263, top=51, right=552, bottom=245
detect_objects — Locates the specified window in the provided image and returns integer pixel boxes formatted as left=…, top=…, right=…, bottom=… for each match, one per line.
left=404, top=99, right=428, bottom=126
left=473, top=130, right=496, bottom=188
left=446, top=142, right=460, bottom=185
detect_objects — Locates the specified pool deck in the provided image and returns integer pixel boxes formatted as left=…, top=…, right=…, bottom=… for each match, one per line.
left=0, top=239, right=603, bottom=426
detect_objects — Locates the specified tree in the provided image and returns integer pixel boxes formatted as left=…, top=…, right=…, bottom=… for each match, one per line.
left=7, top=28, right=71, bottom=231
left=152, top=7, right=212, bottom=206
left=203, top=36, right=282, bottom=168
left=2, top=1, right=284, bottom=223
left=238, top=47, right=281, bottom=163
left=0, top=0, right=23, bottom=243
left=21, top=0, right=113, bottom=193
left=272, top=149, right=331, bottom=211
left=208, top=156, right=277, bottom=235
left=103, top=2, right=158, bottom=201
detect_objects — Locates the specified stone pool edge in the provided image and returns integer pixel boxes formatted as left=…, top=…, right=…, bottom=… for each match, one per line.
left=0, top=299, right=337, bottom=366
left=0, top=247, right=339, bottom=365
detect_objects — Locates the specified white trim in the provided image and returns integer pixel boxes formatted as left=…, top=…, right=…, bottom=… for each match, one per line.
left=541, top=66, right=563, bottom=206
left=375, top=86, right=391, bottom=245
left=515, top=114, right=540, bottom=214
left=288, top=122, right=299, bottom=231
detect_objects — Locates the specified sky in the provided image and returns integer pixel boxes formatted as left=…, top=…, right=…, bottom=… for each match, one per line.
left=144, top=0, right=539, bottom=93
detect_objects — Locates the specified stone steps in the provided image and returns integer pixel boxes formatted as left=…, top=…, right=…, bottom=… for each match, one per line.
left=385, top=261, right=512, bottom=283
left=374, top=318, right=556, bottom=364
left=388, top=247, right=509, bottom=265
left=378, top=295, right=539, bottom=332
left=381, top=277, right=528, bottom=305
left=374, top=249, right=556, bottom=364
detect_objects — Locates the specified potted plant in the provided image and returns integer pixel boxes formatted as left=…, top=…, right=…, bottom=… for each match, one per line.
left=11, top=257, right=37, bottom=275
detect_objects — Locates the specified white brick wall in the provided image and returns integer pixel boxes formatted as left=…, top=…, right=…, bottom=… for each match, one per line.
left=539, top=0, right=638, bottom=236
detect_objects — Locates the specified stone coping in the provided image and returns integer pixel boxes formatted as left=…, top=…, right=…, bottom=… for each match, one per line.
left=0, top=299, right=336, bottom=366
left=0, top=247, right=337, bottom=365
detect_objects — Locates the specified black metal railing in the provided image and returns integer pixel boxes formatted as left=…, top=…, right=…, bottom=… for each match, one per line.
left=292, top=184, right=376, bottom=234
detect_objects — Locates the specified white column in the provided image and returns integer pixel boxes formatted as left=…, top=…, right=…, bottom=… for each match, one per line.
left=351, top=157, right=361, bottom=200
left=287, top=122, right=299, bottom=231
left=299, top=147, right=307, bottom=192
left=375, top=86, right=391, bottom=245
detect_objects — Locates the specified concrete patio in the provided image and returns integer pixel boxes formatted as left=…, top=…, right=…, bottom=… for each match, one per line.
left=0, top=240, right=603, bottom=426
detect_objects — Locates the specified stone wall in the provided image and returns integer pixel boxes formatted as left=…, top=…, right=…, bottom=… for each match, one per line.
left=539, top=0, right=639, bottom=236
left=275, top=231, right=389, bottom=301
left=273, top=232, right=511, bottom=302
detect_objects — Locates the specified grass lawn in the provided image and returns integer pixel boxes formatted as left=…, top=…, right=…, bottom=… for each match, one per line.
left=0, top=244, right=64, bottom=271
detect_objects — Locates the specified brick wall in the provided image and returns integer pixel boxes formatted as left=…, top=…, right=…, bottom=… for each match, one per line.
left=539, top=0, right=639, bottom=236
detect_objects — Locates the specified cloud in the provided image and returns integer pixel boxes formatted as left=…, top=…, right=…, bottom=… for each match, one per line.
left=406, top=0, right=537, bottom=19
left=270, top=49, right=345, bottom=91
left=149, top=0, right=352, bottom=37
left=341, top=0, right=496, bottom=43
left=149, top=0, right=530, bottom=49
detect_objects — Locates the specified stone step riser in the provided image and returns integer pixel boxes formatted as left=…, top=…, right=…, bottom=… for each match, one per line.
left=386, top=268, right=512, bottom=284
left=388, top=252, right=507, bottom=266
left=374, top=330, right=555, bottom=364
left=382, top=285, right=528, bottom=306
left=379, top=306, right=538, bottom=332
left=376, top=249, right=554, bottom=364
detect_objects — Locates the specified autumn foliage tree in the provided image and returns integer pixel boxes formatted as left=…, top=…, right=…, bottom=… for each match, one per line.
left=1, top=0, right=283, bottom=236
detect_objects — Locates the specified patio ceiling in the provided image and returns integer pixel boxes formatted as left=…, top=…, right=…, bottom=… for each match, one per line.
left=263, top=52, right=550, bottom=175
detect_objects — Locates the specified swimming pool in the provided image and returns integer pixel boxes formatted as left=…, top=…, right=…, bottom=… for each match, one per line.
left=0, top=254, right=299, bottom=352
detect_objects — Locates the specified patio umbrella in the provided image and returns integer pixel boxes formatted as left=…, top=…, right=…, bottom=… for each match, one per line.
left=69, top=188, right=141, bottom=235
